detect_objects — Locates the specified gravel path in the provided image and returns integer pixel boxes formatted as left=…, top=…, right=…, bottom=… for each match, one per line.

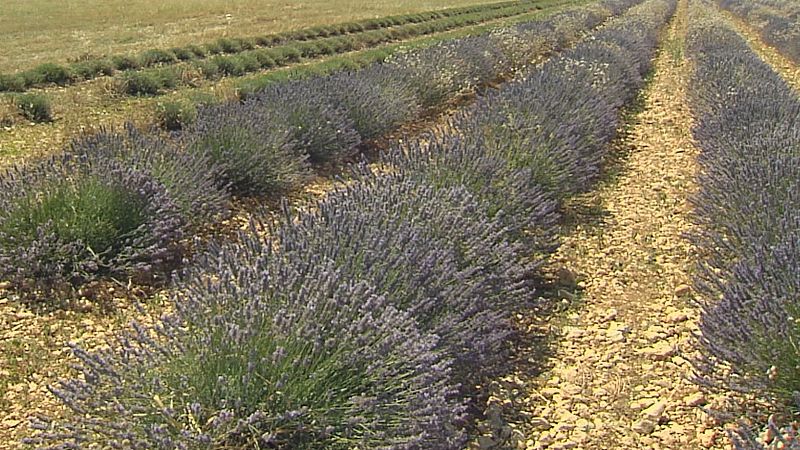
left=510, top=1, right=734, bottom=448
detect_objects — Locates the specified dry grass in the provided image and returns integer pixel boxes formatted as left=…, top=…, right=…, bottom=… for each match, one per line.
left=0, top=0, right=508, bottom=73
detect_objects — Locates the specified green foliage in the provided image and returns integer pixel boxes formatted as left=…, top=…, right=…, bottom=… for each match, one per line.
left=139, top=48, right=177, bottom=66
left=169, top=46, right=195, bottom=61
left=250, top=49, right=277, bottom=68
left=155, top=99, right=198, bottom=131
left=185, top=44, right=207, bottom=58
left=270, top=45, right=303, bottom=64
left=16, top=93, right=53, bottom=122
left=187, top=112, right=309, bottom=195
left=215, top=37, right=243, bottom=53
left=0, top=74, right=25, bottom=92
left=69, top=59, right=114, bottom=80
left=211, top=55, right=245, bottom=76
left=153, top=67, right=179, bottom=89
left=119, top=71, right=162, bottom=96
left=237, top=53, right=261, bottom=72
left=111, top=54, right=140, bottom=70
left=191, top=59, right=221, bottom=80
left=0, top=177, right=146, bottom=261
left=26, top=63, right=72, bottom=85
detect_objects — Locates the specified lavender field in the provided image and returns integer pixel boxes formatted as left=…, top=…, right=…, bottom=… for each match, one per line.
left=0, top=0, right=798, bottom=448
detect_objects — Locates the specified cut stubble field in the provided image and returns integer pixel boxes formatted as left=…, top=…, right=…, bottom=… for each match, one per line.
left=1, top=0, right=512, bottom=73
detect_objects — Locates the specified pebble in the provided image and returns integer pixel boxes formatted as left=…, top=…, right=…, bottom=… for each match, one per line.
left=632, top=418, right=657, bottom=435
left=642, top=399, right=668, bottom=422
left=641, top=341, right=677, bottom=360
left=666, top=310, right=689, bottom=323
left=530, top=417, right=552, bottom=431
left=674, top=284, right=692, bottom=297
left=683, top=392, right=707, bottom=407
left=698, top=429, right=718, bottom=448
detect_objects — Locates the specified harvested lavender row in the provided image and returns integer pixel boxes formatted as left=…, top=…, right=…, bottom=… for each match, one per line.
left=21, top=0, right=678, bottom=448
left=0, top=0, right=545, bottom=93
left=718, top=0, right=800, bottom=64
left=684, top=2, right=800, bottom=445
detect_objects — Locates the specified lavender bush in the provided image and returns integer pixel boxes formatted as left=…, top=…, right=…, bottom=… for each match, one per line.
left=718, top=0, right=800, bottom=64
left=185, top=101, right=310, bottom=196
left=252, top=79, right=361, bottom=165
left=450, top=0, right=672, bottom=201
left=317, top=65, right=420, bottom=140
left=0, top=154, right=184, bottom=298
left=70, top=124, right=229, bottom=224
left=276, top=171, right=537, bottom=386
left=686, top=2, right=800, bottom=409
left=27, top=232, right=466, bottom=448
left=385, top=132, right=560, bottom=258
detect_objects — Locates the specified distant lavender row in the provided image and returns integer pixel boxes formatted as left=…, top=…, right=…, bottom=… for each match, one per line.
left=0, top=0, right=638, bottom=300
left=685, top=2, right=800, bottom=447
left=25, top=0, right=676, bottom=447
left=718, top=0, right=800, bottom=63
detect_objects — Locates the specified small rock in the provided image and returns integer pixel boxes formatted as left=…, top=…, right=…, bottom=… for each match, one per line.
left=600, top=308, right=618, bottom=323
left=556, top=268, right=578, bottom=287
left=674, top=284, right=692, bottom=297
left=477, top=436, right=496, bottom=449
left=632, top=418, right=656, bottom=434
left=530, top=417, right=552, bottom=431
left=575, top=418, right=594, bottom=431
left=608, top=331, right=626, bottom=343
left=683, top=392, right=707, bottom=407
left=698, top=429, right=717, bottom=448
left=630, top=398, right=655, bottom=410
left=666, top=311, right=689, bottom=323
left=642, top=399, right=668, bottom=421
left=555, top=423, right=575, bottom=433
left=563, top=383, right=582, bottom=395
left=542, top=387, right=560, bottom=397
left=641, top=342, right=677, bottom=361
left=564, top=327, right=586, bottom=339
left=552, top=441, right=577, bottom=450
left=538, top=433, right=555, bottom=446
left=2, top=419, right=21, bottom=428
left=558, top=410, right=579, bottom=422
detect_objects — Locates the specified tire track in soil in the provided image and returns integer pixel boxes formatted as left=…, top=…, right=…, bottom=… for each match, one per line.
left=507, top=0, right=735, bottom=448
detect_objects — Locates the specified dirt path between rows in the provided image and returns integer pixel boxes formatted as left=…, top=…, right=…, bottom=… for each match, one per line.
left=508, top=1, right=734, bottom=448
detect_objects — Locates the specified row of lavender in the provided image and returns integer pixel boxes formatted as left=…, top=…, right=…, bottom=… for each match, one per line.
left=686, top=1, right=800, bottom=447
left=718, top=0, right=800, bottom=63
left=0, top=0, right=632, bottom=301
left=22, top=0, right=676, bottom=447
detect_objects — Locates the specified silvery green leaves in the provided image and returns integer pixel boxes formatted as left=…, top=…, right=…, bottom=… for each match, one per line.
left=276, top=169, right=537, bottom=387
left=686, top=2, right=800, bottom=410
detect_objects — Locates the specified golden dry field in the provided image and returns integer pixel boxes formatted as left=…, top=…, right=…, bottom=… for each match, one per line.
left=1, top=0, right=508, bottom=72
